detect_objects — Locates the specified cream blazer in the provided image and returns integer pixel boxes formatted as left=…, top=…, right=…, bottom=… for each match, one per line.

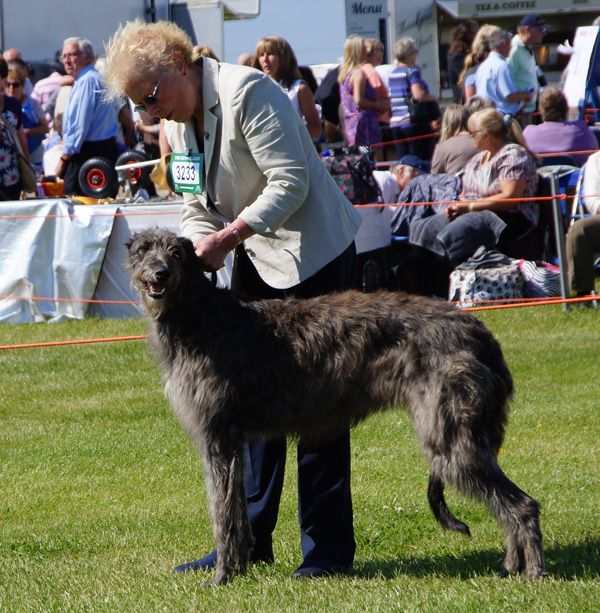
left=166, top=58, right=361, bottom=289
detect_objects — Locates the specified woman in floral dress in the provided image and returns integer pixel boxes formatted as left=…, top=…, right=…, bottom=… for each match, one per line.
left=338, top=35, right=387, bottom=161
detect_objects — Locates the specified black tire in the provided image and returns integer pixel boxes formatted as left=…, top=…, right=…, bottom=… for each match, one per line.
left=78, top=157, right=119, bottom=199
left=116, top=149, right=152, bottom=193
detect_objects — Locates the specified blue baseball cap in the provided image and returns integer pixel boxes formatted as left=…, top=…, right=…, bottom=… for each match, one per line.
left=399, top=154, right=428, bottom=174
left=520, top=14, right=549, bottom=30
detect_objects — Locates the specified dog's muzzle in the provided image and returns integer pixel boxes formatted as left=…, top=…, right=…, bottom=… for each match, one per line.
left=145, top=267, right=171, bottom=299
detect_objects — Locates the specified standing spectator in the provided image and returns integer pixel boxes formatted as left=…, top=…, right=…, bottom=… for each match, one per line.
left=475, top=29, right=533, bottom=116
left=55, top=37, right=119, bottom=196
left=338, top=34, right=386, bottom=161
left=6, top=62, right=48, bottom=165
left=2, top=49, right=33, bottom=98
left=362, top=39, right=391, bottom=129
left=237, top=52, right=253, bottom=66
left=31, top=55, right=66, bottom=125
left=457, top=25, right=499, bottom=103
left=507, top=13, right=549, bottom=124
left=430, top=104, right=479, bottom=174
left=0, top=55, right=28, bottom=200
left=387, top=37, right=439, bottom=162
left=252, top=36, right=322, bottom=140
left=523, top=87, right=597, bottom=166
left=447, top=20, right=478, bottom=103
left=314, top=65, right=344, bottom=144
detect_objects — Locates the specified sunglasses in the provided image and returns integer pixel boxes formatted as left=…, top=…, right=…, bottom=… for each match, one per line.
left=5, top=81, right=23, bottom=89
left=134, top=71, right=164, bottom=113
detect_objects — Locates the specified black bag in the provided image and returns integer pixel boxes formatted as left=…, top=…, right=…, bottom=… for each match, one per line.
left=405, top=68, right=440, bottom=124
left=407, top=96, right=441, bottom=124
left=321, top=146, right=381, bottom=205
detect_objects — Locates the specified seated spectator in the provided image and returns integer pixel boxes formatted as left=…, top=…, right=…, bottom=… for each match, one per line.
left=6, top=62, right=48, bottom=165
left=430, top=104, right=479, bottom=174
left=566, top=216, right=600, bottom=299
left=463, top=95, right=496, bottom=114
left=523, top=87, right=598, bottom=167
left=410, top=109, right=539, bottom=264
left=582, top=150, right=600, bottom=214
left=390, top=155, right=460, bottom=236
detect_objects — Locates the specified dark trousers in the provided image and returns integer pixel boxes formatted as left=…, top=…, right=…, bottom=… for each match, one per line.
left=392, top=122, right=437, bottom=162
left=63, top=137, right=120, bottom=196
left=232, top=243, right=357, bottom=567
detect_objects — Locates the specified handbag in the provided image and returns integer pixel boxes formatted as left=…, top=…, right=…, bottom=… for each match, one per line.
left=407, top=96, right=441, bottom=124
left=321, top=146, right=382, bottom=205
left=449, top=264, right=524, bottom=308
left=0, top=115, right=38, bottom=193
left=404, top=69, right=440, bottom=124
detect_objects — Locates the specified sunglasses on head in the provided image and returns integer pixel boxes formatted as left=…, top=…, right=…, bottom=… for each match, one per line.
left=134, top=70, right=164, bottom=113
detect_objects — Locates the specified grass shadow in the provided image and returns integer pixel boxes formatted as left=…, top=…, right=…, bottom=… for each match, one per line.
left=352, top=538, right=600, bottom=581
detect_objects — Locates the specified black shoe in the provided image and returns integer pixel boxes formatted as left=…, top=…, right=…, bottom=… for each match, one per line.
left=173, top=548, right=274, bottom=574
left=291, top=561, right=345, bottom=579
left=173, top=550, right=217, bottom=573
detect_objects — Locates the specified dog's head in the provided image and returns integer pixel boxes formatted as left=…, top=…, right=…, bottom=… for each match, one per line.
left=125, top=228, right=199, bottom=318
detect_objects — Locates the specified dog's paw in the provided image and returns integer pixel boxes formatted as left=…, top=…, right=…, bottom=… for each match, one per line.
left=203, top=572, right=231, bottom=587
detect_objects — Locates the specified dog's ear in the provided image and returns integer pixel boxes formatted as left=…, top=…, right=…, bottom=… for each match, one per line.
left=179, top=235, right=202, bottom=272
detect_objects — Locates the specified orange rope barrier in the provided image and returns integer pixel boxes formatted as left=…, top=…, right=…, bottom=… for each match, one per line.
left=464, top=294, right=597, bottom=312
left=0, top=335, right=147, bottom=350
left=0, top=294, right=595, bottom=351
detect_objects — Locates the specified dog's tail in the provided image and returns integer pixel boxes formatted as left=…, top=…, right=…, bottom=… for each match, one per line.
left=427, top=473, right=471, bottom=536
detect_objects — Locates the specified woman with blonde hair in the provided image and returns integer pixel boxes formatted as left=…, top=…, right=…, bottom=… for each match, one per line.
left=252, top=36, right=321, bottom=139
left=104, top=18, right=360, bottom=583
left=430, top=104, right=478, bottom=174
left=338, top=34, right=386, bottom=160
left=458, top=25, right=500, bottom=102
left=411, top=108, right=539, bottom=264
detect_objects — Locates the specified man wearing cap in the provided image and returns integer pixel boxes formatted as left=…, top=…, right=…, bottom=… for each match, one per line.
left=508, top=14, right=549, bottom=123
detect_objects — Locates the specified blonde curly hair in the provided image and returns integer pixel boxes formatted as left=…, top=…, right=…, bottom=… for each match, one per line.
left=103, top=19, right=193, bottom=99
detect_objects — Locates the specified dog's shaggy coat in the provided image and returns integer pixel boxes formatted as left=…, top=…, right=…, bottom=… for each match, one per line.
left=126, top=228, right=545, bottom=586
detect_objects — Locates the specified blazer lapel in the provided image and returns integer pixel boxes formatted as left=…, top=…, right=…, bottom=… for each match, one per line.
left=202, top=58, right=220, bottom=183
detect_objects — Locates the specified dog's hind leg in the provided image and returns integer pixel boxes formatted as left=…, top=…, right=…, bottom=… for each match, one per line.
left=448, top=435, right=545, bottom=579
left=427, top=472, right=471, bottom=536
left=200, top=432, right=254, bottom=586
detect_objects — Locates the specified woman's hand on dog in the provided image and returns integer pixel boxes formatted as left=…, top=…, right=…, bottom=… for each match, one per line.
left=194, top=220, right=253, bottom=271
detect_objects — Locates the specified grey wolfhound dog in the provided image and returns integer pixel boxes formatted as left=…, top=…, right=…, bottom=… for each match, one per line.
left=126, top=227, right=545, bottom=586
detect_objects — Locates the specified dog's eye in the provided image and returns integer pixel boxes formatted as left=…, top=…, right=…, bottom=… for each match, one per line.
left=170, top=249, right=181, bottom=260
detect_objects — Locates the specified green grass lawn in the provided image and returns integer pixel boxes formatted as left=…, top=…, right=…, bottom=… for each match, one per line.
left=0, top=307, right=598, bottom=612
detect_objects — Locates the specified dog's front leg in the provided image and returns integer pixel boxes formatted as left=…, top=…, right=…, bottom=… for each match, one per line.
left=201, top=435, right=252, bottom=586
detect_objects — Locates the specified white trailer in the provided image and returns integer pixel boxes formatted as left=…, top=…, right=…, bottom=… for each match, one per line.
left=345, top=0, right=600, bottom=98
left=0, top=0, right=259, bottom=64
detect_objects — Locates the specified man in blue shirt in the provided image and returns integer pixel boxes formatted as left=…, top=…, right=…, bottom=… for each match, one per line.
left=475, top=29, right=533, bottom=116
left=55, top=37, right=119, bottom=196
